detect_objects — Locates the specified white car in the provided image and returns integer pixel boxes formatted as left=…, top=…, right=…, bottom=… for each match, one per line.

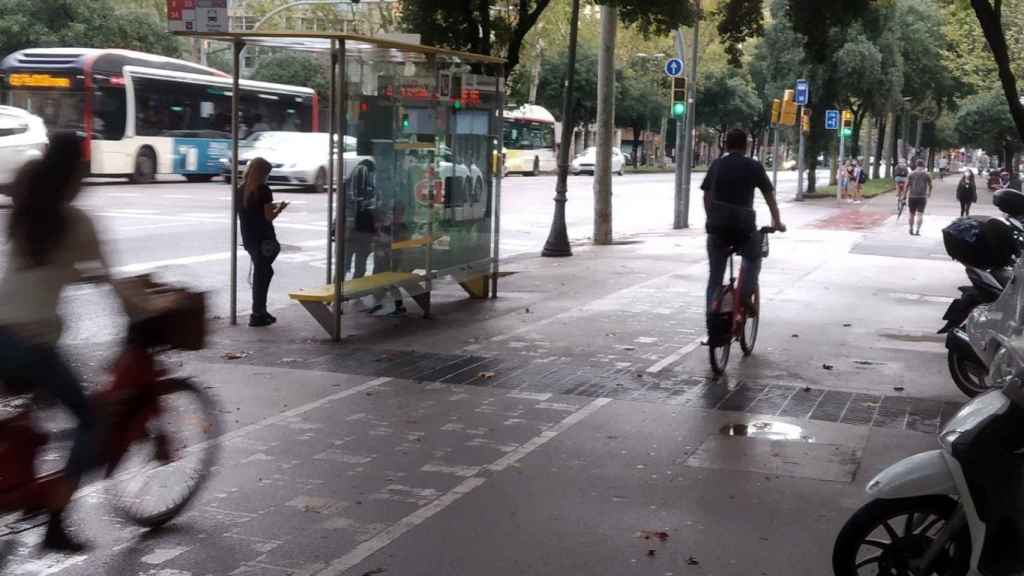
left=223, top=131, right=373, bottom=193
left=571, top=146, right=625, bottom=176
left=0, top=106, right=47, bottom=193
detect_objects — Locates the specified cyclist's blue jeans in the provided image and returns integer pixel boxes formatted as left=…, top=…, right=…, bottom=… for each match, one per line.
left=0, top=327, right=96, bottom=487
left=706, top=231, right=762, bottom=313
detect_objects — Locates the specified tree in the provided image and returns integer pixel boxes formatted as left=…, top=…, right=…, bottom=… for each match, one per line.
left=0, top=0, right=182, bottom=62
left=250, top=52, right=329, bottom=100
left=617, top=57, right=669, bottom=166
left=956, top=89, right=1022, bottom=168
left=399, top=0, right=695, bottom=76
left=942, top=0, right=1024, bottom=93
left=833, top=30, right=883, bottom=158
left=696, top=68, right=761, bottom=152
left=968, top=0, right=1024, bottom=147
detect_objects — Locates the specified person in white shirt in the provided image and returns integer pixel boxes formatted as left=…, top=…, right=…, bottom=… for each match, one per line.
left=0, top=133, right=132, bottom=551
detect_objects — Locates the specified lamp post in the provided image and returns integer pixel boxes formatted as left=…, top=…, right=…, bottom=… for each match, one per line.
left=541, top=0, right=581, bottom=257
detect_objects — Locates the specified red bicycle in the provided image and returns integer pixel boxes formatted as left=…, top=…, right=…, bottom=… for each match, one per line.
left=0, top=282, right=220, bottom=533
left=708, top=227, right=776, bottom=375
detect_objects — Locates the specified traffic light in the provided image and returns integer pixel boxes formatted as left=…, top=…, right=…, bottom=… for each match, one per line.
left=770, top=99, right=781, bottom=126
left=671, top=77, right=687, bottom=119
left=780, top=90, right=798, bottom=126
left=401, top=113, right=411, bottom=132
left=450, top=75, right=463, bottom=112
left=801, top=108, right=812, bottom=134
left=841, top=110, right=853, bottom=137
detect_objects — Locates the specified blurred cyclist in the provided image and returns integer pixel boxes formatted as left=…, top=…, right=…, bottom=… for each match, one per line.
left=0, top=132, right=130, bottom=551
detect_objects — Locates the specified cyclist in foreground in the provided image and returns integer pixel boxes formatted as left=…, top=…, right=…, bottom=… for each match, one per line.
left=0, top=133, right=137, bottom=551
left=701, top=128, right=786, bottom=321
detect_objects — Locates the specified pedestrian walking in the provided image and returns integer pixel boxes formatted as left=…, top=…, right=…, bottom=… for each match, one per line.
left=852, top=160, right=866, bottom=204
left=938, top=155, right=949, bottom=180
left=907, top=159, right=932, bottom=236
left=237, top=157, right=287, bottom=327
left=838, top=161, right=851, bottom=202
left=956, top=170, right=977, bottom=217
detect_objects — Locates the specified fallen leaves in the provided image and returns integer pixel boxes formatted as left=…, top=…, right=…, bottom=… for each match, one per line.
left=636, top=530, right=670, bottom=542
left=822, top=364, right=835, bottom=371
left=222, top=351, right=250, bottom=360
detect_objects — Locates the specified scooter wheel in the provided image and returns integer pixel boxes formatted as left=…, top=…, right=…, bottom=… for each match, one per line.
left=948, top=349, right=990, bottom=398
left=833, top=496, right=970, bottom=576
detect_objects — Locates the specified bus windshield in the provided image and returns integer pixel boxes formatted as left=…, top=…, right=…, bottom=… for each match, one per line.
left=503, top=120, right=554, bottom=151
left=8, top=90, right=84, bottom=133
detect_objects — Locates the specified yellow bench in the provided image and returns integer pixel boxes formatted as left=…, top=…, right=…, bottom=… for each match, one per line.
left=288, top=272, right=431, bottom=337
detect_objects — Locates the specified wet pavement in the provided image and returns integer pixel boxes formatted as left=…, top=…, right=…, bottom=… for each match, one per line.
left=1, top=174, right=990, bottom=575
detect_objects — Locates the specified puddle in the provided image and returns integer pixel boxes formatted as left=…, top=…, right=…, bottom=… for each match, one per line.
left=720, top=420, right=815, bottom=442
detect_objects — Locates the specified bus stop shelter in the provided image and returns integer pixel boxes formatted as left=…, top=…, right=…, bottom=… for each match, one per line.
left=172, top=30, right=506, bottom=341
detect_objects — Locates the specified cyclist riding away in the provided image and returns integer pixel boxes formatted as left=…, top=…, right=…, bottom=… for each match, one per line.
left=894, top=159, right=910, bottom=202
left=0, top=133, right=138, bottom=552
left=702, top=129, right=786, bottom=321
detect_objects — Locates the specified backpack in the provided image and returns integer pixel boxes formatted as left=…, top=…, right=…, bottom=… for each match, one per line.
left=857, top=170, right=867, bottom=184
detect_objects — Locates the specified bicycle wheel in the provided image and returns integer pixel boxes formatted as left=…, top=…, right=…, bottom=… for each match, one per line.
left=709, top=340, right=731, bottom=375
left=740, top=288, right=760, bottom=356
left=107, top=378, right=221, bottom=528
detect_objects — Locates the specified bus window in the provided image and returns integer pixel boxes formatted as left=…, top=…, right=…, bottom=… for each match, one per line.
left=9, top=90, right=84, bottom=133
left=93, top=87, right=126, bottom=140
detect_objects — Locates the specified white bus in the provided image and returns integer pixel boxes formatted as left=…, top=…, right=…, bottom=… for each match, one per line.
left=0, top=48, right=318, bottom=182
left=503, top=103, right=556, bottom=176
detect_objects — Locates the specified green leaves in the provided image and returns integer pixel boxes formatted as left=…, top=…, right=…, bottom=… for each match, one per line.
left=250, top=52, right=329, bottom=100
left=955, top=89, right=1021, bottom=153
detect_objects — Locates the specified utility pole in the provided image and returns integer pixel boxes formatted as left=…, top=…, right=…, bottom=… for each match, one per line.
left=796, top=116, right=806, bottom=199
left=542, top=0, right=580, bottom=257
left=676, top=3, right=699, bottom=230
left=594, top=2, right=616, bottom=245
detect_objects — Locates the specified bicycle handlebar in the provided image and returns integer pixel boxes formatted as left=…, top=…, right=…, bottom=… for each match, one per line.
left=759, top=226, right=780, bottom=234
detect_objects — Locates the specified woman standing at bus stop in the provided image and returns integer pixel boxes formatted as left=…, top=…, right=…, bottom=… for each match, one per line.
left=237, top=158, right=288, bottom=327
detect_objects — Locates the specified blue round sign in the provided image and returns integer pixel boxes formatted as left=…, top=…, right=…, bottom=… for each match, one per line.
left=665, top=58, right=684, bottom=78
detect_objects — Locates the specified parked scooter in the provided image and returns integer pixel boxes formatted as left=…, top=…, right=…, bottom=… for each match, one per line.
left=833, top=332, right=1024, bottom=576
left=943, top=189, right=1024, bottom=396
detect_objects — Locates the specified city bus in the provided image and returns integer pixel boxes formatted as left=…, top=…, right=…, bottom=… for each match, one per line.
left=503, top=103, right=556, bottom=176
left=0, top=48, right=318, bottom=182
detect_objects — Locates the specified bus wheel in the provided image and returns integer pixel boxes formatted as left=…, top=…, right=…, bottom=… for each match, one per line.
left=132, top=148, right=156, bottom=184
left=529, top=157, right=540, bottom=177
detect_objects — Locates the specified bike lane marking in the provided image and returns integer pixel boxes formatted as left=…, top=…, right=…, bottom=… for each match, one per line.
left=312, top=396, right=612, bottom=576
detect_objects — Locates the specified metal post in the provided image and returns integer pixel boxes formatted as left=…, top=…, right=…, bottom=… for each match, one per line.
left=837, top=127, right=845, bottom=201
left=771, top=126, right=779, bottom=190
left=796, top=107, right=805, bottom=200
left=541, top=0, right=580, bottom=257
left=491, top=66, right=505, bottom=297
left=326, top=41, right=337, bottom=284
left=230, top=40, right=242, bottom=326
left=332, top=39, right=347, bottom=341
left=679, top=6, right=699, bottom=229
left=593, top=2, right=616, bottom=245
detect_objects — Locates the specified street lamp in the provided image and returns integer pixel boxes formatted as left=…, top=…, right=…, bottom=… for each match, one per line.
left=541, top=0, right=581, bottom=258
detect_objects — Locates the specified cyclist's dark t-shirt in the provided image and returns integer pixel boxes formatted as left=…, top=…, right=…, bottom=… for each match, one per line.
left=700, top=153, right=773, bottom=208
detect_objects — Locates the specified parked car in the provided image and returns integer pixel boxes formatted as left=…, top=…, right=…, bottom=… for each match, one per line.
left=571, top=146, right=625, bottom=176
left=222, top=131, right=372, bottom=193
left=0, top=105, right=48, bottom=194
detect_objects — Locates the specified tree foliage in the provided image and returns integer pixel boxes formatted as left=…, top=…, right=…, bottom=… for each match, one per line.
left=956, top=89, right=1021, bottom=162
left=0, top=0, right=182, bottom=62
left=250, top=52, right=329, bottom=100
left=398, top=0, right=694, bottom=76
left=696, top=68, right=761, bottom=141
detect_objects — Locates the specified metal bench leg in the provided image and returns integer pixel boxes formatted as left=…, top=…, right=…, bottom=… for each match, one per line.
left=300, top=301, right=338, bottom=339
left=411, top=291, right=431, bottom=319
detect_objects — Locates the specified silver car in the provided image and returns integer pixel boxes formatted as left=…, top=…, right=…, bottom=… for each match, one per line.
left=0, top=105, right=47, bottom=193
left=223, top=131, right=372, bottom=193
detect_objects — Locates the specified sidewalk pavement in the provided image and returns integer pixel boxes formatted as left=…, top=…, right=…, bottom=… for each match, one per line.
left=4, top=174, right=980, bottom=575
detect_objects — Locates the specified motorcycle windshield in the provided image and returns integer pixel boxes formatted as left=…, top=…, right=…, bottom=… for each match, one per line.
left=965, top=257, right=1024, bottom=367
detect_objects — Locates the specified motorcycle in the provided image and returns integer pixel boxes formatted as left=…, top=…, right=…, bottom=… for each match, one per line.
left=833, top=333, right=1024, bottom=576
left=944, top=189, right=1024, bottom=397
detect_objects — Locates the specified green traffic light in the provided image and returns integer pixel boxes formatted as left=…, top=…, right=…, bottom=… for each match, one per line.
left=453, top=100, right=463, bottom=111
left=842, top=127, right=852, bottom=137
left=672, top=102, right=686, bottom=118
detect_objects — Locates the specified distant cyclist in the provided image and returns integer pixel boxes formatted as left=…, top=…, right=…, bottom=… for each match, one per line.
left=894, top=160, right=910, bottom=201
left=701, top=128, right=786, bottom=316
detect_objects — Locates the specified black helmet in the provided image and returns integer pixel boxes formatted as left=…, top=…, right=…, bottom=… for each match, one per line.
left=995, top=188, right=1024, bottom=218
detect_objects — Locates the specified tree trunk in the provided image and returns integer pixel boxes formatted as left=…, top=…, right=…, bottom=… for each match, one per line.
left=865, top=114, right=874, bottom=179
left=882, top=111, right=895, bottom=179
left=593, top=2, right=616, bottom=245
left=632, top=124, right=641, bottom=167
left=478, top=0, right=492, bottom=56
left=972, top=0, right=1024, bottom=145
left=504, top=0, right=554, bottom=78
left=873, top=115, right=885, bottom=179
left=851, top=108, right=865, bottom=159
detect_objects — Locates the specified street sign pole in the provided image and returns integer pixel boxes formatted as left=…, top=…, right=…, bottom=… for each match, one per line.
left=797, top=106, right=805, bottom=201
